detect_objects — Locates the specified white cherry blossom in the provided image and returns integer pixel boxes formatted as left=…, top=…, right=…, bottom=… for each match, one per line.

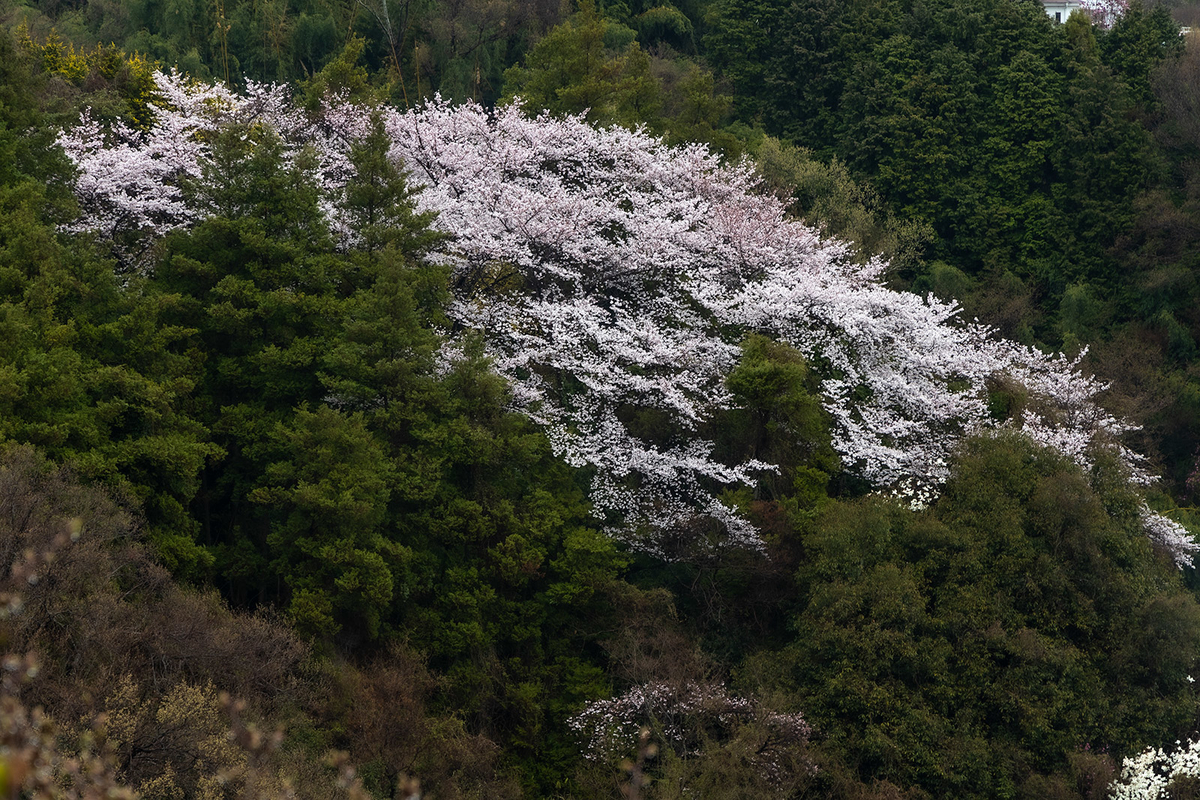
left=1109, top=738, right=1200, bottom=799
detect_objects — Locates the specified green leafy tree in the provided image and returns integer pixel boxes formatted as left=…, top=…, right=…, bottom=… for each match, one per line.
left=502, top=0, right=661, bottom=127
left=1054, top=14, right=1158, bottom=291
left=775, top=434, right=1200, bottom=799
left=154, top=126, right=346, bottom=590
left=316, top=257, right=627, bottom=787
left=706, top=0, right=1160, bottom=323
left=1099, top=0, right=1183, bottom=112
left=0, top=32, right=213, bottom=574
left=717, top=335, right=839, bottom=509
left=753, top=136, right=934, bottom=275
left=339, top=110, right=441, bottom=263
left=252, top=405, right=399, bottom=640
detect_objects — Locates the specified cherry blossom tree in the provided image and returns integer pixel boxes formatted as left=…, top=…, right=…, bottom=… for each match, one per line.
left=57, top=72, right=1198, bottom=564
left=1082, top=0, right=1129, bottom=29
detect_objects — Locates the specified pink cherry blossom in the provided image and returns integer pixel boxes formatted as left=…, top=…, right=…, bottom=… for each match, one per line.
left=1082, top=0, right=1128, bottom=29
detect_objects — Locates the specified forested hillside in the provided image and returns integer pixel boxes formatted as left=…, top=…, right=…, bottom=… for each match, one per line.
left=2, top=0, right=1200, bottom=797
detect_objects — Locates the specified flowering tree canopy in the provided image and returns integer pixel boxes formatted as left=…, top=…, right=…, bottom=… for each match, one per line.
left=58, top=70, right=1197, bottom=563
left=1082, top=0, right=1129, bottom=29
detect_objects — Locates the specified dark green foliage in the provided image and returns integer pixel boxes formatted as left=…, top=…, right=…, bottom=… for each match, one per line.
left=753, top=136, right=935, bottom=274
left=253, top=405, right=399, bottom=639
left=500, top=0, right=741, bottom=154
left=153, top=130, right=345, bottom=587
left=0, top=30, right=76, bottom=217
left=0, top=31, right=214, bottom=574
left=297, top=36, right=376, bottom=112
left=0, top=261, right=215, bottom=573
left=340, top=111, right=441, bottom=260
left=1099, top=0, right=1183, bottom=112
left=776, top=434, right=1200, bottom=798
left=719, top=334, right=839, bottom=507
left=413, top=0, right=566, bottom=107
left=135, top=104, right=629, bottom=793
left=189, top=126, right=330, bottom=245
left=502, top=0, right=662, bottom=128
left=704, top=0, right=1162, bottom=309
left=371, top=337, right=626, bottom=782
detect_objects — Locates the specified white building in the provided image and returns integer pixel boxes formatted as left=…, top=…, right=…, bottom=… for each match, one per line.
left=1042, top=0, right=1084, bottom=24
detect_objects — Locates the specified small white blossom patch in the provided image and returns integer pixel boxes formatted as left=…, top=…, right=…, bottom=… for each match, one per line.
left=58, top=77, right=1198, bottom=563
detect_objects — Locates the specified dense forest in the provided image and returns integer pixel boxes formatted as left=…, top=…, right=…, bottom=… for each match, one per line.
left=3, top=0, right=1200, bottom=797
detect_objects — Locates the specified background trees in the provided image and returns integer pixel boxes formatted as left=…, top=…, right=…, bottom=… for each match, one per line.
left=704, top=0, right=1170, bottom=302
left=774, top=435, right=1200, bottom=799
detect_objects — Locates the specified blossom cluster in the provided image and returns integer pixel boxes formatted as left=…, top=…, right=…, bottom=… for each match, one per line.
left=1082, top=0, right=1129, bottom=29
left=1140, top=506, right=1197, bottom=570
left=568, top=680, right=810, bottom=784
left=1109, top=738, right=1200, bottom=799
left=57, top=73, right=1198, bottom=563
left=58, top=71, right=307, bottom=262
